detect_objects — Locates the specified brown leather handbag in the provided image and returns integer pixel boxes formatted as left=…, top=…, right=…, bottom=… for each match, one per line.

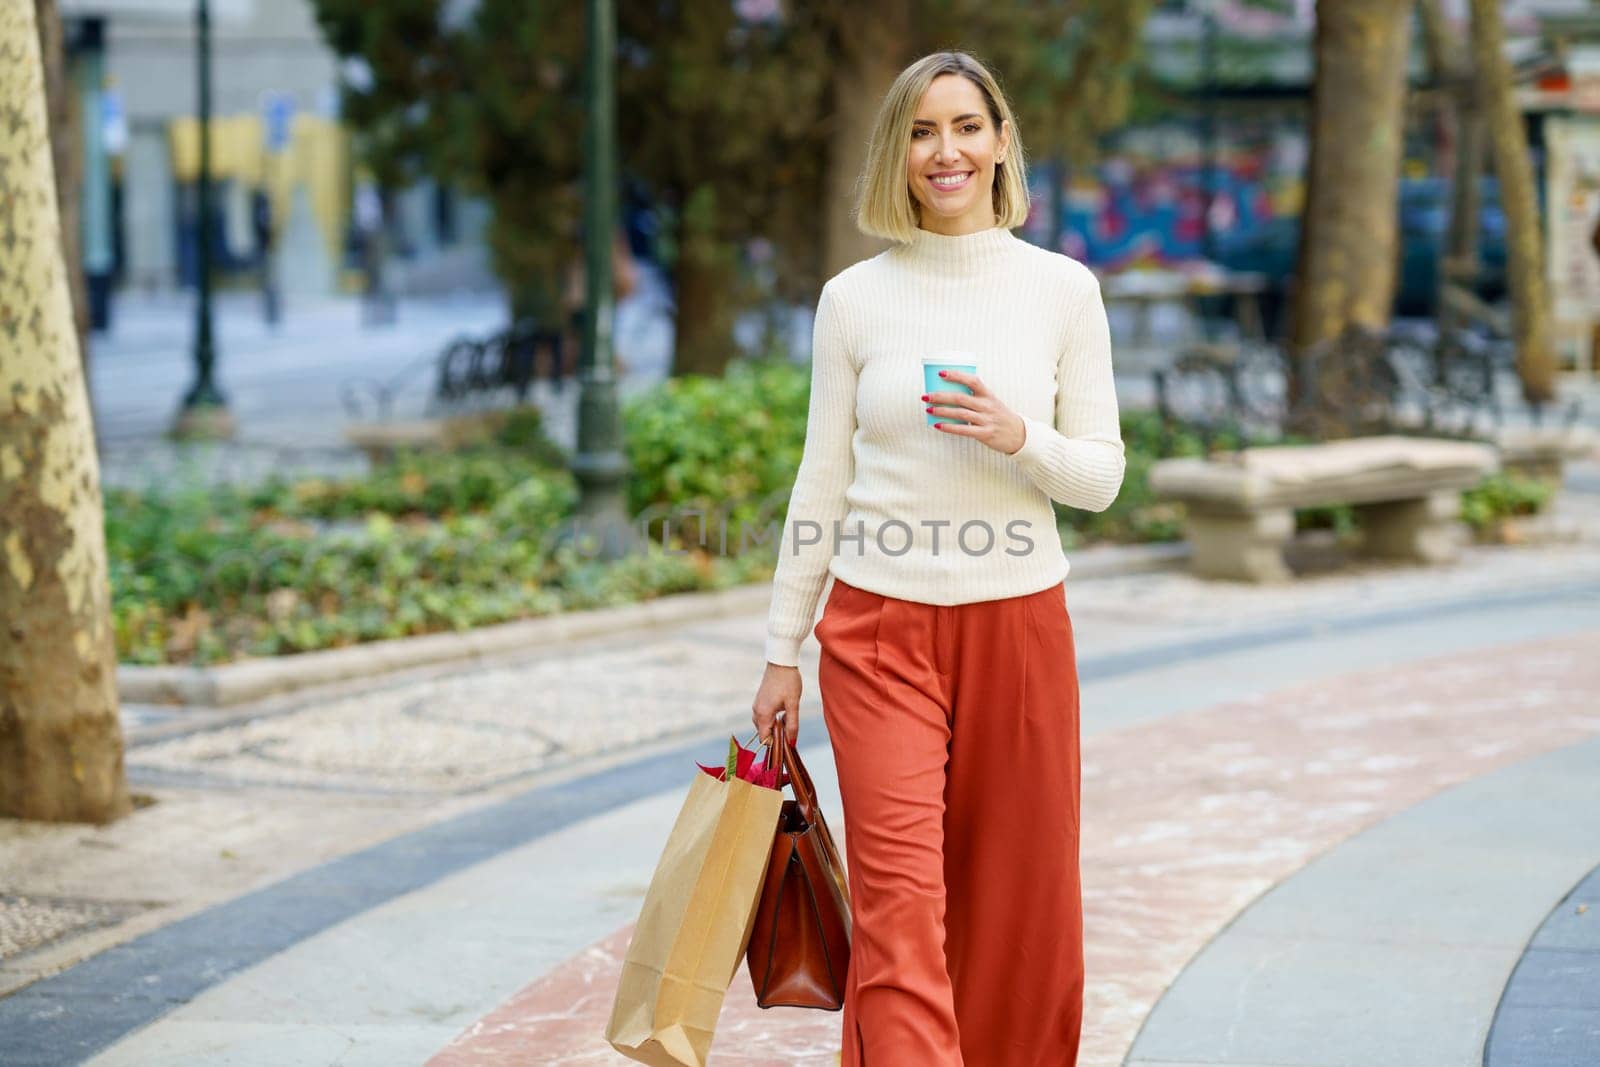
left=745, top=711, right=853, bottom=1010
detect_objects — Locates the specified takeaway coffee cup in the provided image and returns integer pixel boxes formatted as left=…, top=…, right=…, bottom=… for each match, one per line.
left=922, top=352, right=978, bottom=427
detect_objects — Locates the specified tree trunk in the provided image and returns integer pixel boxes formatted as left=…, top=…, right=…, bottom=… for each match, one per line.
left=35, top=0, right=90, bottom=376
left=821, top=0, right=908, bottom=280
left=1416, top=0, right=1484, bottom=379
left=1446, top=112, right=1486, bottom=279
left=1416, top=0, right=1483, bottom=283
left=669, top=184, right=741, bottom=377
left=0, top=2, right=130, bottom=825
left=1468, top=0, right=1557, bottom=405
left=1289, top=1, right=1412, bottom=433
left=1292, top=0, right=1413, bottom=352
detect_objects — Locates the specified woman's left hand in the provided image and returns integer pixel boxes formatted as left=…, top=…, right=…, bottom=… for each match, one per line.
left=924, top=369, right=1026, bottom=455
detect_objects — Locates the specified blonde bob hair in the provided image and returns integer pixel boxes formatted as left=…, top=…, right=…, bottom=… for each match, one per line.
left=855, top=51, right=1030, bottom=244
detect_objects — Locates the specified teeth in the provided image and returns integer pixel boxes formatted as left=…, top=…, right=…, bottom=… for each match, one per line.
left=932, top=174, right=969, bottom=186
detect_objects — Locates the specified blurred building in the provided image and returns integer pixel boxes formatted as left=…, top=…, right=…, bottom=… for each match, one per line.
left=1526, top=11, right=1600, bottom=373
left=57, top=0, right=493, bottom=322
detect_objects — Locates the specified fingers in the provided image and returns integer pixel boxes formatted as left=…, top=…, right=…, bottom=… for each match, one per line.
left=936, top=369, right=990, bottom=396
left=932, top=420, right=979, bottom=436
left=925, top=393, right=982, bottom=413
left=752, top=700, right=770, bottom=744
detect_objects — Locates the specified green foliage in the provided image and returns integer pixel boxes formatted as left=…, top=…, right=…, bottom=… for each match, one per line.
left=238, top=408, right=571, bottom=522
left=308, top=1, right=1162, bottom=347
left=242, top=449, right=560, bottom=522
left=622, top=356, right=810, bottom=544
left=106, top=475, right=573, bottom=665
left=493, top=406, right=573, bottom=466
left=1460, top=471, right=1553, bottom=533
left=104, top=383, right=787, bottom=665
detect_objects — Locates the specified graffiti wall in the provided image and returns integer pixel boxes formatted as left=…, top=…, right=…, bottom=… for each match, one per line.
left=1030, top=120, right=1308, bottom=272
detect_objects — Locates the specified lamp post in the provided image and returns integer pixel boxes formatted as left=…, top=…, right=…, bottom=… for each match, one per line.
left=172, top=0, right=234, bottom=439
left=561, top=0, right=635, bottom=560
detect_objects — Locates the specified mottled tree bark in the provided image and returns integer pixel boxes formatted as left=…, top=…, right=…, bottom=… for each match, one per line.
left=1468, top=0, right=1557, bottom=404
left=0, top=2, right=131, bottom=824
left=34, top=0, right=90, bottom=378
left=1287, top=1, right=1413, bottom=433
left=1291, top=1, right=1413, bottom=353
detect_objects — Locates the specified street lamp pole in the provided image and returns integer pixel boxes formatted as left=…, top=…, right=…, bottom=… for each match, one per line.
left=173, top=0, right=234, bottom=439
left=565, top=0, right=634, bottom=560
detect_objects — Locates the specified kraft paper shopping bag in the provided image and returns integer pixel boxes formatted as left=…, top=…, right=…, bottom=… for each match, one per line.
left=605, top=768, right=784, bottom=1066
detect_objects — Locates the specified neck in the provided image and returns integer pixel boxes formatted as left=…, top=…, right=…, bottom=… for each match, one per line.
left=901, top=223, right=1016, bottom=272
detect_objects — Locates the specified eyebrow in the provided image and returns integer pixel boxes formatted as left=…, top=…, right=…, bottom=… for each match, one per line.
left=912, top=114, right=984, bottom=127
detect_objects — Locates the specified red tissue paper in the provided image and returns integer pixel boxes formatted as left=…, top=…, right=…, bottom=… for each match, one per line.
left=696, top=735, right=788, bottom=790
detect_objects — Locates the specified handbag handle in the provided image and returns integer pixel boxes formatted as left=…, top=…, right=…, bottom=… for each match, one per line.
left=764, top=711, right=818, bottom=826
left=764, top=712, right=849, bottom=885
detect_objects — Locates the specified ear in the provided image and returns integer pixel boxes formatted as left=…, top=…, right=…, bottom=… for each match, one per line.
left=997, top=119, right=1011, bottom=163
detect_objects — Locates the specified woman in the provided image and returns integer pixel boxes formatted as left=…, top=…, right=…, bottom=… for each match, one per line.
left=750, top=51, right=1124, bottom=1066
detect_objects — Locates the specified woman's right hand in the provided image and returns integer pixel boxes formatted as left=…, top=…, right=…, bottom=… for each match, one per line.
left=753, top=663, right=802, bottom=747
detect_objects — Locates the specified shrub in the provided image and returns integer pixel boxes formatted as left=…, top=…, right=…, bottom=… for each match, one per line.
left=1460, top=471, right=1553, bottom=533
left=622, top=356, right=809, bottom=546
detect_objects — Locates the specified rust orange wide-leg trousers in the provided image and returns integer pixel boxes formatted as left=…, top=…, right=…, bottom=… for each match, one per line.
left=813, top=576, right=1084, bottom=1067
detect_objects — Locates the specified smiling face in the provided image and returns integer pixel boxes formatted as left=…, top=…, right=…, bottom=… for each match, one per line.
left=905, top=72, right=1011, bottom=237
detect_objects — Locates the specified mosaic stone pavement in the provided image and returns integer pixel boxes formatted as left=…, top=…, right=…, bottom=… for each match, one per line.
left=0, top=895, right=154, bottom=965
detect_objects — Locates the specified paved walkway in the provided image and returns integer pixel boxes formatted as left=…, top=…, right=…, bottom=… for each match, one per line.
left=1128, top=733, right=1600, bottom=1067
left=3, top=509, right=1599, bottom=1064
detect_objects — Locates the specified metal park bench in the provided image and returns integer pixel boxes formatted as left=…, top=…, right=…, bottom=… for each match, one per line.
left=339, top=318, right=569, bottom=460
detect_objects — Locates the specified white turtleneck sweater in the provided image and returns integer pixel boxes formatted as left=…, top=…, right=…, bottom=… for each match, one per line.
left=763, top=224, right=1125, bottom=668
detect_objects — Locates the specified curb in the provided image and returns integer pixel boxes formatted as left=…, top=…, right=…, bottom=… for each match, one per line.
left=116, top=541, right=1190, bottom=709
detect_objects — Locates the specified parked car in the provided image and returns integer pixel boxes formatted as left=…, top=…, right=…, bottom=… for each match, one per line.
left=1395, top=175, right=1508, bottom=316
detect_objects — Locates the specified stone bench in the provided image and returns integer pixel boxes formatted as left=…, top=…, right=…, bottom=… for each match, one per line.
left=1494, top=426, right=1595, bottom=484
left=1149, top=435, right=1500, bottom=582
left=342, top=411, right=511, bottom=463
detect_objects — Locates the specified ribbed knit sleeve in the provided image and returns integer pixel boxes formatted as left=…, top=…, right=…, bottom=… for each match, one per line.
left=764, top=282, right=857, bottom=667
left=1005, top=265, right=1126, bottom=512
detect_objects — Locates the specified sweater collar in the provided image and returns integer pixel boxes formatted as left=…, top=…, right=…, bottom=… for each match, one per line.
left=899, top=224, right=1018, bottom=272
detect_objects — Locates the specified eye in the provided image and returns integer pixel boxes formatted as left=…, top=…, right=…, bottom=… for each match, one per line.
left=912, top=124, right=982, bottom=138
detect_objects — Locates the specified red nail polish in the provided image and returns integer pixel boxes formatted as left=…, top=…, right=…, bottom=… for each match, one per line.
left=925, top=406, right=933, bottom=413
left=934, top=422, right=944, bottom=428
left=939, top=371, right=948, bottom=378
left=920, top=394, right=928, bottom=401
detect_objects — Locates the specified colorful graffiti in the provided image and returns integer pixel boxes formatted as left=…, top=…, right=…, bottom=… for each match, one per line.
left=1043, top=146, right=1304, bottom=271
